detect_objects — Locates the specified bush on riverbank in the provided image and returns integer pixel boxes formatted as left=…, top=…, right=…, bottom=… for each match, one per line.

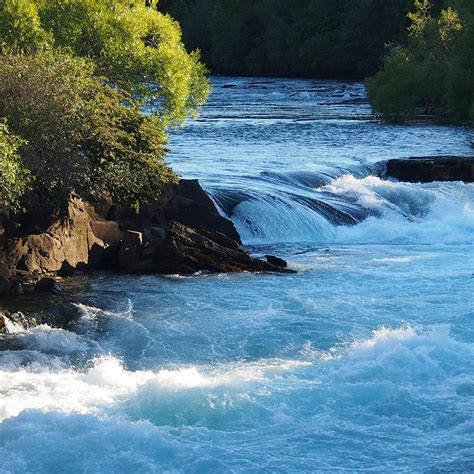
left=0, top=51, right=177, bottom=212
left=367, top=0, right=474, bottom=122
left=0, top=0, right=208, bottom=214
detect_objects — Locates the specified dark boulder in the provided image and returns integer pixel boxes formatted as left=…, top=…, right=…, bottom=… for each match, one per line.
left=265, top=255, right=288, bottom=268
left=10, top=283, right=24, bottom=296
left=385, top=156, right=474, bottom=183
left=35, top=278, right=64, bottom=293
left=57, top=261, right=75, bottom=277
left=118, top=231, right=143, bottom=269
left=0, top=276, right=12, bottom=295
left=116, top=221, right=293, bottom=275
left=162, top=180, right=242, bottom=244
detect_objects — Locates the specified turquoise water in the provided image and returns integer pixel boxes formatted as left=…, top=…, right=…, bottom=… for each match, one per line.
left=1, top=78, right=473, bottom=472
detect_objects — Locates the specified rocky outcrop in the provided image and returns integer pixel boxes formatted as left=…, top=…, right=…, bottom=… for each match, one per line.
left=0, top=179, right=293, bottom=278
left=109, top=221, right=290, bottom=274
left=384, top=156, right=474, bottom=183
left=4, top=199, right=103, bottom=276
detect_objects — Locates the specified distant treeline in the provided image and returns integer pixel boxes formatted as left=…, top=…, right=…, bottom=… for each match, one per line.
left=159, top=0, right=473, bottom=123
left=367, top=0, right=474, bottom=122
left=157, top=0, right=414, bottom=78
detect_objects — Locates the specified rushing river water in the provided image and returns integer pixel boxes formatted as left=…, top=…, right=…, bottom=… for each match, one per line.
left=1, top=77, right=474, bottom=472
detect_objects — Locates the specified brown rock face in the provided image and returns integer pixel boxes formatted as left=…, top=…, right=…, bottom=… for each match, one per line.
left=162, top=180, right=242, bottom=244
left=1, top=179, right=293, bottom=277
left=119, top=221, right=291, bottom=274
left=6, top=199, right=103, bottom=275
left=385, top=156, right=474, bottom=183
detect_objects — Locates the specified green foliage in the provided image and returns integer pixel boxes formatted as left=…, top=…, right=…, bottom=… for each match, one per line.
left=0, top=51, right=97, bottom=200
left=0, top=120, right=31, bottom=212
left=0, top=0, right=51, bottom=51
left=1, top=0, right=210, bottom=123
left=158, top=0, right=412, bottom=78
left=0, top=1, right=209, bottom=214
left=0, top=50, right=176, bottom=211
left=367, top=0, right=474, bottom=122
left=85, top=86, right=178, bottom=209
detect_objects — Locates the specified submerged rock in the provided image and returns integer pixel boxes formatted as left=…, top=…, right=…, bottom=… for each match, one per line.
left=0, top=309, right=46, bottom=334
left=265, top=255, right=288, bottom=268
left=35, top=278, right=64, bottom=294
left=385, top=156, right=474, bottom=183
left=0, top=276, right=12, bottom=295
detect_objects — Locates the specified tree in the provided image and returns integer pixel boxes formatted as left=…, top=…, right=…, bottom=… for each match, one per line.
left=0, top=0, right=209, bottom=124
left=0, top=50, right=177, bottom=211
left=367, top=0, right=472, bottom=122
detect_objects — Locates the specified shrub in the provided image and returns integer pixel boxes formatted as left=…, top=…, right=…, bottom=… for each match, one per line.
left=0, top=50, right=176, bottom=211
left=0, top=120, right=31, bottom=212
left=367, top=0, right=473, bottom=123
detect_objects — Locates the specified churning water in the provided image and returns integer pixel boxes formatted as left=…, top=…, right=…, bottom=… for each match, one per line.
left=1, top=77, right=473, bottom=472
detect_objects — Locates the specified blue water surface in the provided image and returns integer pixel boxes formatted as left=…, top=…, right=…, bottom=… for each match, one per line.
left=0, top=77, right=473, bottom=473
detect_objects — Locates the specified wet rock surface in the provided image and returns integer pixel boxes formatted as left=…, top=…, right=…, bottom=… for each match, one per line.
left=0, top=179, right=293, bottom=278
left=384, top=156, right=474, bottom=183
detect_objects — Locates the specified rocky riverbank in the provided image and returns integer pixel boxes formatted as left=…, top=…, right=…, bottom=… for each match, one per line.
left=0, top=179, right=292, bottom=287
left=0, top=179, right=294, bottom=333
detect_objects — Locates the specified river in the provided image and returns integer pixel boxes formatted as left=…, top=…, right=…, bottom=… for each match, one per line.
left=1, top=77, right=473, bottom=472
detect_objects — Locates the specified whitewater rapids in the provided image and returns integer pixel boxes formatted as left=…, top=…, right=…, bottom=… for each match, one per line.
left=1, top=77, right=473, bottom=472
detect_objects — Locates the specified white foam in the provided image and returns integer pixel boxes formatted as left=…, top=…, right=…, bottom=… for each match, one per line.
left=325, top=176, right=474, bottom=244
left=0, top=354, right=309, bottom=423
left=16, top=325, right=90, bottom=353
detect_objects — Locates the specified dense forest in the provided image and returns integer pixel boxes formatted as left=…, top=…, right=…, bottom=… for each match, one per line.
left=157, top=0, right=414, bottom=78
left=159, top=0, right=473, bottom=122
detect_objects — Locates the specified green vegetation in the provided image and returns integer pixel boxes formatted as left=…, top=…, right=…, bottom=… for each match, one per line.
left=158, top=0, right=412, bottom=78
left=0, top=120, right=31, bottom=212
left=0, top=0, right=209, bottom=213
left=161, top=0, right=473, bottom=123
left=367, top=0, right=474, bottom=122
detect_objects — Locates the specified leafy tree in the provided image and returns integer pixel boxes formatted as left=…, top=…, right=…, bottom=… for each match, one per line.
left=1, top=0, right=209, bottom=123
left=367, top=0, right=473, bottom=122
left=0, top=120, right=31, bottom=212
left=0, top=50, right=176, bottom=211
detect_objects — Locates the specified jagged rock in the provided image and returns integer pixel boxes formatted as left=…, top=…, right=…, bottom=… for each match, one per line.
left=58, top=261, right=75, bottom=277
left=6, top=199, right=103, bottom=275
left=385, top=156, right=474, bottom=183
left=35, top=278, right=64, bottom=293
left=1, top=179, right=293, bottom=277
left=162, top=179, right=242, bottom=243
left=121, top=221, right=293, bottom=275
left=143, top=226, right=166, bottom=244
left=90, top=219, right=123, bottom=247
left=265, top=255, right=288, bottom=268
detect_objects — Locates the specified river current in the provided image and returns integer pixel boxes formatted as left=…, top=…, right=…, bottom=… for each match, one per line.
left=1, top=77, right=473, bottom=472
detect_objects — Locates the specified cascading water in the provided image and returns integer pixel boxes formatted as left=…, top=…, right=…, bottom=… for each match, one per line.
left=1, top=77, right=473, bottom=472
